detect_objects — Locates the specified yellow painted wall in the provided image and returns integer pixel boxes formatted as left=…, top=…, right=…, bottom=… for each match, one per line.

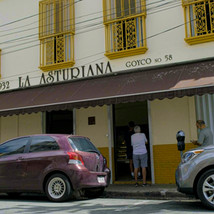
left=0, top=115, right=18, bottom=142
left=18, top=113, right=43, bottom=136
left=153, top=143, right=196, bottom=183
left=150, top=97, right=198, bottom=183
left=0, top=113, right=43, bottom=143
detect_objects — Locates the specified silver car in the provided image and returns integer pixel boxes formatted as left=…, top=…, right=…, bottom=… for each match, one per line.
left=176, top=145, right=214, bottom=209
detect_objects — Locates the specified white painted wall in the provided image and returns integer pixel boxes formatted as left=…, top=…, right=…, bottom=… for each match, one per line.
left=0, top=0, right=214, bottom=91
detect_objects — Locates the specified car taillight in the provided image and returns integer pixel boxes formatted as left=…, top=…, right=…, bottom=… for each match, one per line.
left=67, top=152, right=84, bottom=165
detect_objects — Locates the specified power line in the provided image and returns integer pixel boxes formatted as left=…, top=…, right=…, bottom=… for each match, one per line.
left=0, top=0, right=82, bottom=45
left=0, top=0, right=82, bottom=29
left=0, top=0, right=172, bottom=30
left=0, top=0, right=187, bottom=82
left=0, top=0, right=180, bottom=36
left=1, top=2, right=184, bottom=73
left=0, top=0, right=181, bottom=47
left=3, top=17, right=187, bottom=83
left=2, top=1, right=182, bottom=53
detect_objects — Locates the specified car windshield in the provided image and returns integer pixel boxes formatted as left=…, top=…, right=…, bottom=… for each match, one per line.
left=68, top=137, right=100, bottom=155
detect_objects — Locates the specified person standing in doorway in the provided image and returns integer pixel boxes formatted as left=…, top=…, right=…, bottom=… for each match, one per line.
left=124, top=121, right=135, bottom=179
left=131, top=125, right=148, bottom=187
left=191, top=120, right=214, bottom=147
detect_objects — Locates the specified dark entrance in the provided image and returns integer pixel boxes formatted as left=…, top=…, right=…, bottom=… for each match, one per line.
left=46, top=110, right=73, bottom=134
left=113, top=102, right=151, bottom=181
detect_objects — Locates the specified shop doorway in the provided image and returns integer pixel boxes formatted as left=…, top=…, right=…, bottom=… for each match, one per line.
left=113, top=102, right=151, bottom=181
left=46, top=110, right=73, bottom=134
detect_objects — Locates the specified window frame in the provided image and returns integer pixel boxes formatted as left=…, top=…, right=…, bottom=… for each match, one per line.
left=182, top=0, right=214, bottom=45
left=39, top=0, right=75, bottom=72
left=103, top=0, right=148, bottom=59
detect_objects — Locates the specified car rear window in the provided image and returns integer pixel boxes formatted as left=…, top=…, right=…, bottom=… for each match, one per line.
left=68, top=137, right=100, bottom=154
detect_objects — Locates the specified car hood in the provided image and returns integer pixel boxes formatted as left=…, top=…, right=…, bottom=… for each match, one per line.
left=187, top=145, right=214, bottom=152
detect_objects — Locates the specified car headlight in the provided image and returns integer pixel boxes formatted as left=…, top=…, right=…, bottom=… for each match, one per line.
left=181, top=149, right=204, bottom=163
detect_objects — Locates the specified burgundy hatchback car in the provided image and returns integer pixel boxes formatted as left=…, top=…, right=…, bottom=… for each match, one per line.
left=0, top=134, right=111, bottom=202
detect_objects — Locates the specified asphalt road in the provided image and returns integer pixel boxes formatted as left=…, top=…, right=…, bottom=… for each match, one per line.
left=0, top=194, right=213, bottom=214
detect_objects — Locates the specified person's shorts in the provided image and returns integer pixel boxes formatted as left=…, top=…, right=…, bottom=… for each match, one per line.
left=133, top=153, right=148, bottom=168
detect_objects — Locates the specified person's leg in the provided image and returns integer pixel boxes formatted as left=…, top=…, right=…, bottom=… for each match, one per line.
left=134, top=167, right=138, bottom=183
left=138, top=168, right=141, bottom=178
left=140, top=153, right=148, bottom=185
left=130, top=159, right=134, bottom=172
left=142, top=167, right=147, bottom=184
left=127, top=151, right=134, bottom=178
left=133, top=154, right=139, bottom=185
left=130, top=159, right=134, bottom=177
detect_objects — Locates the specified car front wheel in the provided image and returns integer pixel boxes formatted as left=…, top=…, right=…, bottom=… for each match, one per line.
left=45, top=174, right=72, bottom=202
left=197, top=169, right=214, bottom=209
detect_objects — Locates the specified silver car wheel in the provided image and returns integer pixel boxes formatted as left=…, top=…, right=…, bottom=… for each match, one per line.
left=202, top=175, right=214, bottom=204
left=48, top=177, right=66, bottom=199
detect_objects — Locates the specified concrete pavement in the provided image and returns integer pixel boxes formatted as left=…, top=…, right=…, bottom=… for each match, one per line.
left=0, top=184, right=193, bottom=201
left=103, top=184, right=194, bottom=200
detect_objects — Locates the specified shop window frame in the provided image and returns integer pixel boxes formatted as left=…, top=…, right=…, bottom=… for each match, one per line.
left=182, top=0, right=214, bottom=45
left=103, top=0, right=148, bottom=59
left=39, top=0, right=75, bottom=72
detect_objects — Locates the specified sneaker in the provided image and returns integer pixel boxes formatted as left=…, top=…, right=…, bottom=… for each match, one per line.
left=135, top=183, right=139, bottom=187
left=142, top=183, right=148, bottom=187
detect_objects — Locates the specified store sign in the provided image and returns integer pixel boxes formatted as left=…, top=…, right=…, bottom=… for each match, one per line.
left=0, top=61, right=113, bottom=92
left=38, top=61, right=113, bottom=85
left=0, top=54, right=174, bottom=92
left=125, top=54, right=173, bottom=68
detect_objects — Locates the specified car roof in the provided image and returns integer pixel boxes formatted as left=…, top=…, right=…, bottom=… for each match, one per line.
left=0, top=134, right=87, bottom=144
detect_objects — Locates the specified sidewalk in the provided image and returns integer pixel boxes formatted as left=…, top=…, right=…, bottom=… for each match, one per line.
left=103, top=184, right=194, bottom=200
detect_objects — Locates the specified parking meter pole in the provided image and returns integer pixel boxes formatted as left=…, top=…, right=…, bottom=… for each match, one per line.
left=180, top=151, right=183, bottom=159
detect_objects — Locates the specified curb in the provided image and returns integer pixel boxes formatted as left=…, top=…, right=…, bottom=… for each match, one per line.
left=103, top=190, right=195, bottom=200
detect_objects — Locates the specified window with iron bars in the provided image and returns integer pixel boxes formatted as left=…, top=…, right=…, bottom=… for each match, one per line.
left=182, top=0, right=214, bottom=45
left=39, top=0, right=75, bottom=72
left=103, top=0, right=147, bottom=59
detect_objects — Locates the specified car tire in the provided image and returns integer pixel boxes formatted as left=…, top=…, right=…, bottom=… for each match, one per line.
left=85, top=187, right=105, bottom=198
left=197, top=169, right=214, bottom=209
left=45, top=173, right=72, bottom=202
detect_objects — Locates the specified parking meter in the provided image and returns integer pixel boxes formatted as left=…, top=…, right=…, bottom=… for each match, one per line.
left=176, top=130, right=185, bottom=158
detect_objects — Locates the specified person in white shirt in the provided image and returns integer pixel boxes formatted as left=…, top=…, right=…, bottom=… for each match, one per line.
left=131, top=125, right=148, bottom=187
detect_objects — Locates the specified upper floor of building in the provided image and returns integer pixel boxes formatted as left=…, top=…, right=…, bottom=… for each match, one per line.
left=0, top=0, right=214, bottom=91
